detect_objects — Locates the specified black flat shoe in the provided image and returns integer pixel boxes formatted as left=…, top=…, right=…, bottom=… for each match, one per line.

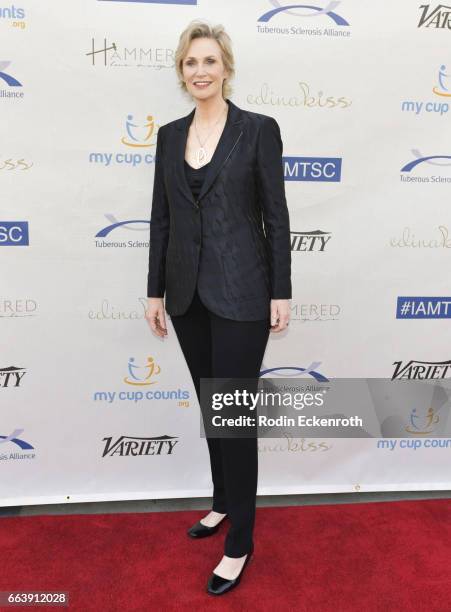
left=187, top=514, right=227, bottom=538
left=206, top=542, right=254, bottom=595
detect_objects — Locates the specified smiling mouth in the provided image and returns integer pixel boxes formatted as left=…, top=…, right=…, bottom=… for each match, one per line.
left=193, top=81, right=212, bottom=87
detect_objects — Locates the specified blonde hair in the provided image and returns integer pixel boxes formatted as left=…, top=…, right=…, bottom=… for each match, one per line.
left=175, top=19, right=235, bottom=100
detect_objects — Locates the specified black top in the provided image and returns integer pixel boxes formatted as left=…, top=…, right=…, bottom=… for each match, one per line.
left=184, top=159, right=210, bottom=199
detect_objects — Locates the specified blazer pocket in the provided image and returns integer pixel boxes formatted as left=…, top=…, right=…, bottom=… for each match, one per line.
left=221, top=253, right=268, bottom=302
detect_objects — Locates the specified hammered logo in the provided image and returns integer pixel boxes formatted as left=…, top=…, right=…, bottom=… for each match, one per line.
left=85, top=38, right=117, bottom=66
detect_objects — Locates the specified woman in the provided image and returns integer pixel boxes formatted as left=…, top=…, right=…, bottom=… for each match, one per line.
left=146, top=20, right=291, bottom=596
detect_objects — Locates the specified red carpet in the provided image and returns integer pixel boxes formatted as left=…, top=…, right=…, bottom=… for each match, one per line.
left=1, top=499, right=450, bottom=610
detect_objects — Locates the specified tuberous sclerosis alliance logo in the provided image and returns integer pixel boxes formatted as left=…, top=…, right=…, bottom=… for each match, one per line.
left=418, top=4, right=451, bottom=28
left=0, top=60, right=23, bottom=99
left=95, top=215, right=150, bottom=248
left=98, top=0, right=196, bottom=4
left=0, top=429, right=35, bottom=461
left=260, top=363, right=329, bottom=382
left=401, top=151, right=451, bottom=183
left=257, top=1, right=350, bottom=37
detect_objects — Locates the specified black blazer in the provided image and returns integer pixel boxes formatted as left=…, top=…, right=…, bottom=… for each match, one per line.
left=147, top=98, right=291, bottom=321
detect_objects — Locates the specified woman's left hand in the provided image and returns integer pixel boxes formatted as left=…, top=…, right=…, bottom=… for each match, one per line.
left=270, top=299, right=291, bottom=332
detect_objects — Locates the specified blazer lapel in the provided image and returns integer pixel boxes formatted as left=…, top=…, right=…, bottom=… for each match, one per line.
left=174, top=98, right=243, bottom=206
left=174, top=107, right=196, bottom=206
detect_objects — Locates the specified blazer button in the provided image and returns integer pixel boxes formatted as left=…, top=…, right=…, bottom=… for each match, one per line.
left=194, top=236, right=200, bottom=245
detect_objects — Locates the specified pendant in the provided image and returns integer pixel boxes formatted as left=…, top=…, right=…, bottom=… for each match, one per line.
left=196, top=147, right=208, bottom=167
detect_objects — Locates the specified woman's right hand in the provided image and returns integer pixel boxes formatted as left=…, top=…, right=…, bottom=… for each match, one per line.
left=145, top=297, right=167, bottom=337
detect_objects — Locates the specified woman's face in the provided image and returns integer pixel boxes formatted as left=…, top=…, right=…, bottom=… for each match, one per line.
left=182, top=37, right=228, bottom=101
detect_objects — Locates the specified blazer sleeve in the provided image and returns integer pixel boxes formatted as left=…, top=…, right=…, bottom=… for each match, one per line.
left=147, top=127, right=170, bottom=298
left=256, top=116, right=292, bottom=300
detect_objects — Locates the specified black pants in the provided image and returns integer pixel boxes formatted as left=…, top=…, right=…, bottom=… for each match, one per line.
left=170, top=288, right=270, bottom=557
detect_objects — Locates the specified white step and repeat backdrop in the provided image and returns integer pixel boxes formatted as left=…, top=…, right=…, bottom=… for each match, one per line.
left=2, top=1, right=451, bottom=506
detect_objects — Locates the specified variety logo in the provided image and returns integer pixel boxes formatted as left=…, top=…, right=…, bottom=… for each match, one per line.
left=0, top=221, right=29, bottom=246
left=88, top=298, right=149, bottom=320
left=0, top=366, right=26, bottom=387
left=392, top=360, right=451, bottom=380
left=389, top=225, right=451, bottom=248
left=0, top=5, right=26, bottom=28
left=396, top=296, right=451, bottom=318
left=247, top=82, right=351, bottom=109
left=0, top=60, right=23, bottom=99
left=284, top=156, right=342, bottom=181
left=0, top=298, right=38, bottom=318
left=0, top=428, right=35, bottom=461
left=401, top=64, right=450, bottom=116
left=93, top=355, right=191, bottom=406
left=400, top=151, right=451, bottom=183
left=291, top=230, right=332, bottom=252
left=86, top=37, right=174, bottom=70
left=257, top=0, right=350, bottom=37
left=417, top=4, right=451, bottom=28
left=89, top=114, right=159, bottom=167
left=95, top=215, right=150, bottom=248
left=260, top=362, right=329, bottom=382
left=0, top=157, right=33, bottom=170
left=101, top=434, right=179, bottom=458
left=290, top=302, right=341, bottom=322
